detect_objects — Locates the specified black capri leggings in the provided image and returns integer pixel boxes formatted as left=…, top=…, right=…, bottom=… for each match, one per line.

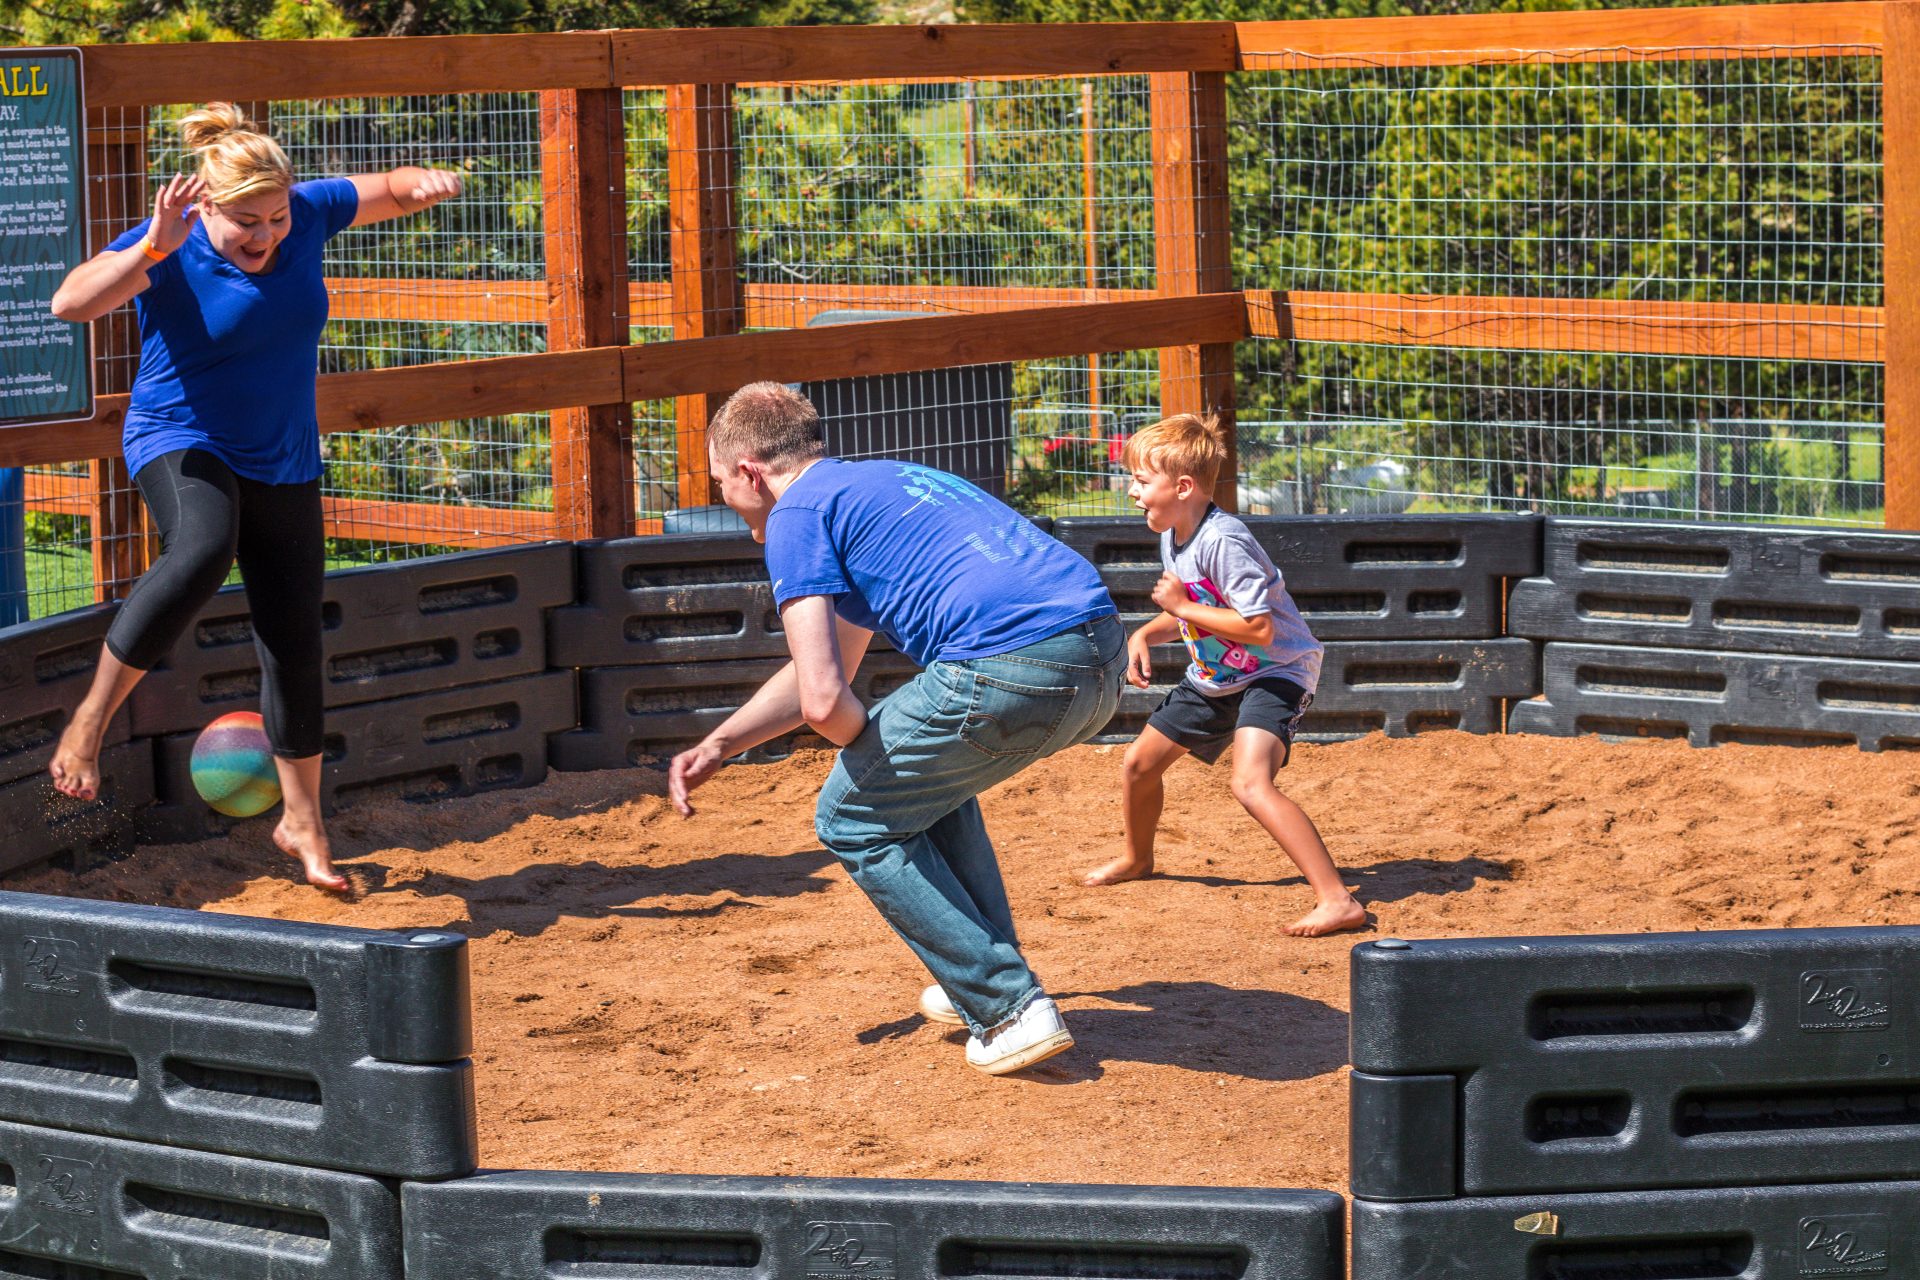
left=105, top=448, right=325, bottom=759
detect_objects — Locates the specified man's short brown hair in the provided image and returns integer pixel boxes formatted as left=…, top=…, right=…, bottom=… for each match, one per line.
left=1121, top=413, right=1228, bottom=494
left=709, top=382, right=827, bottom=470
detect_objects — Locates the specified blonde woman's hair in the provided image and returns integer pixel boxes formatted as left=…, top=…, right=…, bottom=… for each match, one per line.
left=1121, top=413, right=1229, bottom=494
left=179, top=103, right=292, bottom=205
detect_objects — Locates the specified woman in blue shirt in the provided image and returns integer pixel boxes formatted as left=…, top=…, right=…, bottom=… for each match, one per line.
left=47, top=102, right=463, bottom=893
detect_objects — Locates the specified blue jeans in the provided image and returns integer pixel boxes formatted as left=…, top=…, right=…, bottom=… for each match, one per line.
left=816, top=615, right=1126, bottom=1037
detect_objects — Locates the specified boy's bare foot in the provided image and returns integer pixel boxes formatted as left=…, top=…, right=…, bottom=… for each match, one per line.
left=49, top=720, right=104, bottom=801
left=1286, top=895, right=1367, bottom=937
left=273, top=819, right=351, bottom=894
left=1081, top=856, right=1153, bottom=887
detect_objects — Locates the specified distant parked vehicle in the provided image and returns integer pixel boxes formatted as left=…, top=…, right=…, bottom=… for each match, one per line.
left=1612, top=485, right=1675, bottom=513
left=1325, top=459, right=1414, bottom=514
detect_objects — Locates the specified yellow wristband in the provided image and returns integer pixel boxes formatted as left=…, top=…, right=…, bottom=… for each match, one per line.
left=140, top=236, right=170, bottom=263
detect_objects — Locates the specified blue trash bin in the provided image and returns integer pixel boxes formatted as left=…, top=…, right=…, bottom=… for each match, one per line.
left=0, top=468, right=26, bottom=627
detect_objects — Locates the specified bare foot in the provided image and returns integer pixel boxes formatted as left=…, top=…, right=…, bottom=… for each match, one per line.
left=1286, top=895, right=1368, bottom=938
left=273, top=819, right=351, bottom=894
left=1081, top=856, right=1153, bottom=888
left=48, top=720, right=104, bottom=801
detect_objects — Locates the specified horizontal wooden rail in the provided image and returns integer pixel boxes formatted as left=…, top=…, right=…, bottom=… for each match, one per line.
left=24, top=471, right=555, bottom=549
left=622, top=292, right=1248, bottom=399
left=612, top=23, right=1236, bottom=85
left=1, top=295, right=1240, bottom=469
left=730, top=282, right=1156, bottom=329
left=79, top=21, right=1236, bottom=109
left=22, top=471, right=93, bottom=517
left=323, top=278, right=1157, bottom=328
left=1236, top=1, right=1884, bottom=67
left=82, top=33, right=616, bottom=109
left=1252, top=290, right=1885, bottom=362
left=312, top=349, right=626, bottom=434
left=326, top=279, right=552, bottom=326
left=320, top=498, right=558, bottom=546
left=0, top=349, right=624, bottom=469
left=71, top=7, right=1878, bottom=111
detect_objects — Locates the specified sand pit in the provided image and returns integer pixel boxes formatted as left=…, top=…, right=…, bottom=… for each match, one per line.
left=13, top=732, right=1920, bottom=1193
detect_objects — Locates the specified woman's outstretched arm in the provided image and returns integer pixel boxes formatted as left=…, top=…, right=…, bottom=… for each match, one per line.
left=347, top=167, right=464, bottom=228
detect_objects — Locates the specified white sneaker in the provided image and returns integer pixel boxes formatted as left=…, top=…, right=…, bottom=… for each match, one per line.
left=965, top=995, right=1073, bottom=1076
left=919, top=984, right=965, bottom=1026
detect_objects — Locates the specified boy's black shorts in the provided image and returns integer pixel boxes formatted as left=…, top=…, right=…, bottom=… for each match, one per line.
left=1147, top=675, right=1313, bottom=767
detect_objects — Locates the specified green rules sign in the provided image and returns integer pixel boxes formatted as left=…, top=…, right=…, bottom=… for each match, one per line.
left=0, top=48, right=91, bottom=428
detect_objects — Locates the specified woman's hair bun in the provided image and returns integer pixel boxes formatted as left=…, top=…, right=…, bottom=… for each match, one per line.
left=179, top=102, right=255, bottom=153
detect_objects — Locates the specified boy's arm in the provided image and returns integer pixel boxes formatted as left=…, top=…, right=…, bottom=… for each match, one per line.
left=1132, top=610, right=1183, bottom=645
left=1126, top=610, right=1182, bottom=688
left=1149, top=572, right=1276, bottom=647
left=667, top=611, right=872, bottom=815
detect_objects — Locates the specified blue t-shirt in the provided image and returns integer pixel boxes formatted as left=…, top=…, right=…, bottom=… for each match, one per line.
left=107, top=177, right=360, bottom=485
left=764, top=458, right=1116, bottom=667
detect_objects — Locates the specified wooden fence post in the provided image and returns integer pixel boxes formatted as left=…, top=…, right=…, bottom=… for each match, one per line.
left=86, top=107, right=152, bottom=602
left=541, top=88, right=635, bottom=541
left=1888, top=2, right=1919, bottom=529
left=1150, top=70, right=1237, bottom=510
left=1083, top=78, right=1102, bottom=438
left=666, top=82, right=743, bottom=513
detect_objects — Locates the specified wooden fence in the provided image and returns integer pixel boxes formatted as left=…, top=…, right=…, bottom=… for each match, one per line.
left=0, top=1, right=1906, bottom=606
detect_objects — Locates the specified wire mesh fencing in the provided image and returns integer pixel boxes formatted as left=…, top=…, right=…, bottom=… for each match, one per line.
left=1236, top=44, right=1884, bottom=524
left=9, top=30, right=1898, bottom=622
left=628, top=74, right=1187, bottom=514
left=275, top=91, right=573, bottom=565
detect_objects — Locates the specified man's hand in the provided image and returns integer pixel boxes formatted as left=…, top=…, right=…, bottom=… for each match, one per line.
left=667, top=739, right=727, bottom=817
left=1126, top=629, right=1155, bottom=689
left=1149, top=571, right=1191, bottom=617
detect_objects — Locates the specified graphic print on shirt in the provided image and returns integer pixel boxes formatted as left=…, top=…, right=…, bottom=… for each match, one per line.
left=1176, top=576, right=1263, bottom=683
left=895, top=465, right=986, bottom=520
left=963, top=513, right=1048, bottom=564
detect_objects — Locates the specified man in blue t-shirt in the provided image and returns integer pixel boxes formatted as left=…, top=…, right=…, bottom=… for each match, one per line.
left=668, top=382, right=1124, bottom=1075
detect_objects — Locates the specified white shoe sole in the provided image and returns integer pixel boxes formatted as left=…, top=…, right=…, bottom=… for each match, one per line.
left=919, top=989, right=965, bottom=1027
left=969, top=1028, right=1074, bottom=1076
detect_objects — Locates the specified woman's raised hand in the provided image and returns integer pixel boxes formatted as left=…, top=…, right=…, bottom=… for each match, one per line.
left=149, top=174, right=206, bottom=253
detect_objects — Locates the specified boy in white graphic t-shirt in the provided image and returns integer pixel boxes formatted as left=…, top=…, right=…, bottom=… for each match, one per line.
left=1082, top=414, right=1366, bottom=938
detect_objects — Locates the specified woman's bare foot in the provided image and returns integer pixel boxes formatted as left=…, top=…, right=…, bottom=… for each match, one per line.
left=1081, top=855, right=1154, bottom=888
left=1286, top=894, right=1368, bottom=938
left=273, top=818, right=351, bottom=894
left=49, top=718, right=105, bottom=801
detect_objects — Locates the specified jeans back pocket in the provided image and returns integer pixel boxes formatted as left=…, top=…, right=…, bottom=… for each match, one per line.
left=959, top=668, right=1076, bottom=759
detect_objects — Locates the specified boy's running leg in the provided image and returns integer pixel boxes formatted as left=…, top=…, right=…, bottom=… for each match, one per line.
left=1083, top=725, right=1187, bottom=887
left=1228, top=726, right=1365, bottom=937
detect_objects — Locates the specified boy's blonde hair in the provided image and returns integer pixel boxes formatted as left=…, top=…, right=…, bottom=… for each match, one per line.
left=709, top=381, right=827, bottom=470
left=180, top=103, right=292, bottom=206
left=1122, top=413, right=1228, bottom=493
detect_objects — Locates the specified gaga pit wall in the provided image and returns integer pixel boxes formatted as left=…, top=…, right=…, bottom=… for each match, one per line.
left=1, top=514, right=1918, bottom=1275
left=10, top=512, right=1920, bottom=879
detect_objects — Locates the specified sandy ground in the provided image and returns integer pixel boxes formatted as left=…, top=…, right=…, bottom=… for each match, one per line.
left=14, top=731, right=1920, bottom=1193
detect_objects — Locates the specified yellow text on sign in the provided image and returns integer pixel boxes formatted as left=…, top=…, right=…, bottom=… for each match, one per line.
left=0, top=66, right=51, bottom=97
